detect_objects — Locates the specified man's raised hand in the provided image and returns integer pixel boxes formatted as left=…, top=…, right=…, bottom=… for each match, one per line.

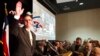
left=16, top=1, right=24, bottom=16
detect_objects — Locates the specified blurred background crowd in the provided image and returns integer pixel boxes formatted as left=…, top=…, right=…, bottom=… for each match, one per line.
left=35, top=37, right=100, bottom=56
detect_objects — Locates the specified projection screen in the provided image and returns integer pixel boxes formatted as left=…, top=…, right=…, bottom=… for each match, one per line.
left=32, top=3, right=56, bottom=40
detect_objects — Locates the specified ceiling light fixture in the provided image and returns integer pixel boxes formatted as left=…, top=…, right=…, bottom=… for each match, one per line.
left=56, top=0, right=76, bottom=3
left=79, top=2, right=84, bottom=5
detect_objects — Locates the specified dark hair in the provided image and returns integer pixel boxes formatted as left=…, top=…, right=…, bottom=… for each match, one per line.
left=76, top=37, right=82, bottom=40
left=53, top=40, right=60, bottom=46
left=24, top=14, right=33, bottom=19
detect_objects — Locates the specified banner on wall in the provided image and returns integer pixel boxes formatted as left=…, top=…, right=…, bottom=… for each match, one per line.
left=33, top=3, right=55, bottom=40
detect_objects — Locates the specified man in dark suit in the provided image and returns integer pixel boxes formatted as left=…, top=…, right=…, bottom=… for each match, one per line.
left=71, top=37, right=84, bottom=56
left=83, top=42, right=94, bottom=56
left=9, top=1, right=36, bottom=56
left=36, top=40, right=48, bottom=56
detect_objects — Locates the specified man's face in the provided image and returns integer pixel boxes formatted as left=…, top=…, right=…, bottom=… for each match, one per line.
left=24, top=16, right=32, bottom=28
left=76, top=39, right=82, bottom=45
left=86, top=43, right=92, bottom=51
left=56, top=42, right=60, bottom=47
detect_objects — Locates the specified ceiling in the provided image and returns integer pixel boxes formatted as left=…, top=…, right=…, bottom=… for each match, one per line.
left=37, top=0, right=100, bottom=14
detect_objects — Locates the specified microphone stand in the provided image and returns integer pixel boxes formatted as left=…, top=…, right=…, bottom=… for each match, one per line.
left=46, top=40, right=60, bottom=56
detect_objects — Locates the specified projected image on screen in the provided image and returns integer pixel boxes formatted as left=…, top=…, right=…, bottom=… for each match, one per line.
left=33, top=3, right=55, bottom=40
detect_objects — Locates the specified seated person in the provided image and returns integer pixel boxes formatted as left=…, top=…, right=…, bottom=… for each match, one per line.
left=36, top=40, right=48, bottom=56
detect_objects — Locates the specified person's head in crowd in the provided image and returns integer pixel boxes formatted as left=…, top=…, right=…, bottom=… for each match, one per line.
left=85, top=42, right=93, bottom=51
left=95, top=40, right=100, bottom=47
left=90, top=40, right=100, bottom=47
left=59, top=41, right=64, bottom=48
left=38, top=40, right=46, bottom=47
left=83, top=40, right=88, bottom=46
left=53, top=40, right=60, bottom=48
left=75, top=37, right=82, bottom=45
left=59, top=41, right=64, bottom=46
left=73, top=41, right=76, bottom=45
left=41, top=40, right=47, bottom=46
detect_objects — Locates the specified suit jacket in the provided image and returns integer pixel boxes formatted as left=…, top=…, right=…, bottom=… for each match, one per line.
left=83, top=51, right=94, bottom=56
left=9, top=15, right=36, bottom=56
left=36, top=46, right=48, bottom=55
left=71, top=44, right=84, bottom=52
left=71, top=44, right=84, bottom=56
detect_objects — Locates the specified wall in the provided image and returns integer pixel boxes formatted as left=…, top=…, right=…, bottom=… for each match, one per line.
left=56, top=8, right=100, bottom=43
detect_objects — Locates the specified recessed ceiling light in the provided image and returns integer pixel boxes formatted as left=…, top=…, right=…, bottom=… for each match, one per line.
left=56, top=0, right=75, bottom=3
left=79, top=2, right=84, bottom=5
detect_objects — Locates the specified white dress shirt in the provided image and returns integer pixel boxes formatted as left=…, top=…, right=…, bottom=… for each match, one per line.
left=28, top=30, right=33, bottom=45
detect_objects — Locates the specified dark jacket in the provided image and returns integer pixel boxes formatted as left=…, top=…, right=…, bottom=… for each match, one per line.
left=9, top=15, right=36, bottom=56
left=71, top=44, right=84, bottom=56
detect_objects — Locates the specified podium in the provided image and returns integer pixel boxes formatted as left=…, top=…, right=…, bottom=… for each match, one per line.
left=57, top=51, right=72, bottom=56
left=62, top=51, right=72, bottom=56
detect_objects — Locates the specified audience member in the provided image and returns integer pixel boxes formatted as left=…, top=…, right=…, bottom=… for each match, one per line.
left=71, top=37, right=84, bottom=56
left=83, top=42, right=94, bottom=56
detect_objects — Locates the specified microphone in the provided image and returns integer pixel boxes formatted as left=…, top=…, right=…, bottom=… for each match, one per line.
left=4, top=3, right=8, bottom=16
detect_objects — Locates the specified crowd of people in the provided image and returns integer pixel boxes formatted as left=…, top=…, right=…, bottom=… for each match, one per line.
left=35, top=37, right=100, bottom=56
left=1, top=1, right=100, bottom=56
